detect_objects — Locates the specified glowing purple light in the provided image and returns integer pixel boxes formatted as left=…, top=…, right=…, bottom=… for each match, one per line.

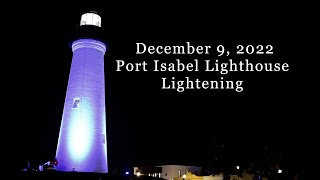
left=55, top=38, right=108, bottom=173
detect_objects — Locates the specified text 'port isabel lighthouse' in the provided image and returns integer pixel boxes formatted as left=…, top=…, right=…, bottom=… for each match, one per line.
left=56, top=11, right=108, bottom=173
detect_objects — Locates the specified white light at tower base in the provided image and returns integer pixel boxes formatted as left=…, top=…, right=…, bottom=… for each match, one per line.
left=182, top=174, right=186, bottom=179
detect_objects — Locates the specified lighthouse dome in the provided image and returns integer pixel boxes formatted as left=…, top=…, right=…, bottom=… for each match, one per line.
left=80, top=12, right=101, bottom=27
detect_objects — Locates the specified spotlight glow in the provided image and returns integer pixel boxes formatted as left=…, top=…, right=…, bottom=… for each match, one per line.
left=68, top=103, right=93, bottom=161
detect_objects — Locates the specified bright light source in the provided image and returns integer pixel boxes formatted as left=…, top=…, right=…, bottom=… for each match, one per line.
left=182, top=174, right=186, bottom=179
left=137, top=172, right=141, bottom=176
left=236, top=166, right=240, bottom=169
left=278, top=169, right=282, bottom=174
left=80, top=12, right=101, bottom=27
left=125, top=171, right=129, bottom=175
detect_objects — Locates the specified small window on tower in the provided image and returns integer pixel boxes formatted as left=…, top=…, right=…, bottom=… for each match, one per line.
left=72, top=98, right=80, bottom=108
left=102, top=133, right=106, bottom=144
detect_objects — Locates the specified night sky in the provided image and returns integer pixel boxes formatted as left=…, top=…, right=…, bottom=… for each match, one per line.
left=8, top=1, right=309, bottom=174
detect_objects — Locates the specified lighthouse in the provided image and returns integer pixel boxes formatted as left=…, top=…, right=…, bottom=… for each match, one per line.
left=55, top=11, right=108, bottom=173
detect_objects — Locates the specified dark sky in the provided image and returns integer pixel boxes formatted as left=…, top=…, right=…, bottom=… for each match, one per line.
left=8, top=1, right=310, bottom=173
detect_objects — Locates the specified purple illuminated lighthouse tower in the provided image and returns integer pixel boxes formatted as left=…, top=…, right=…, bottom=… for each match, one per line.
left=56, top=12, right=108, bottom=173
